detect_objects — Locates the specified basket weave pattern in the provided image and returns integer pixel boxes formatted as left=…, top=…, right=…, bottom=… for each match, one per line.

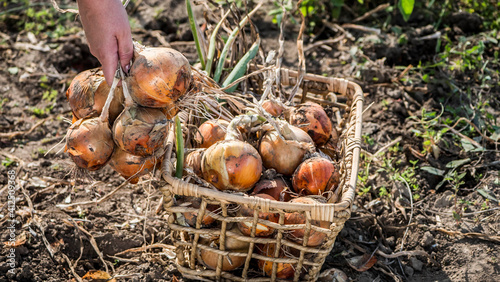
left=160, top=69, right=363, bottom=281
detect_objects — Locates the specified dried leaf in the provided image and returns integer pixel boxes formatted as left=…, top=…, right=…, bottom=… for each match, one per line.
left=347, top=254, right=377, bottom=272
left=82, top=270, right=116, bottom=282
left=318, top=267, right=348, bottom=282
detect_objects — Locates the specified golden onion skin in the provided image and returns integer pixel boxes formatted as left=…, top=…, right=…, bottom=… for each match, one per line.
left=237, top=194, right=279, bottom=237
left=65, top=118, right=114, bottom=171
left=292, top=157, right=339, bottom=196
left=257, top=243, right=296, bottom=279
left=289, top=102, right=332, bottom=146
left=251, top=178, right=293, bottom=202
left=284, top=197, right=330, bottom=247
left=113, top=105, right=168, bottom=157
left=108, top=147, right=162, bottom=184
left=201, top=140, right=263, bottom=192
left=259, top=125, right=313, bottom=176
left=127, top=47, right=192, bottom=108
left=66, top=68, right=124, bottom=124
left=194, top=119, right=229, bottom=149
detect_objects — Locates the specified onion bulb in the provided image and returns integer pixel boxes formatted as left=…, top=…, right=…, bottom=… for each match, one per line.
left=201, top=140, right=262, bottom=192
left=252, top=178, right=292, bottom=202
left=292, top=157, right=339, bottom=196
left=127, top=47, right=192, bottom=108
left=113, top=105, right=168, bottom=156
left=259, top=124, right=314, bottom=176
left=284, top=197, right=330, bottom=247
left=257, top=243, right=296, bottom=279
left=194, top=119, right=229, bottom=148
left=237, top=194, right=279, bottom=237
left=288, top=102, right=332, bottom=146
left=108, top=147, right=162, bottom=184
left=184, top=149, right=204, bottom=176
left=199, top=229, right=250, bottom=271
left=65, top=118, right=114, bottom=171
left=66, top=68, right=124, bottom=124
left=176, top=197, right=219, bottom=227
left=262, top=100, right=284, bottom=117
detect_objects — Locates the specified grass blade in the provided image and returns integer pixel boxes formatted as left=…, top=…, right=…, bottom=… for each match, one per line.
left=175, top=115, right=184, bottom=179
left=213, top=2, right=262, bottom=83
left=186, top=0, right=206, bottom=69
left=205, top=10, right=231, bottom=77
left=222, top=38, right=260, bottom=93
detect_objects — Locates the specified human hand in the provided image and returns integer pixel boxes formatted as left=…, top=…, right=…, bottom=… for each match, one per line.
left=77, top=0, right=133, bottom=85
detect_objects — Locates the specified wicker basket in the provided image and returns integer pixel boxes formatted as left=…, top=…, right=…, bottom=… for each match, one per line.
left=159, top=68, right=363, bottom=281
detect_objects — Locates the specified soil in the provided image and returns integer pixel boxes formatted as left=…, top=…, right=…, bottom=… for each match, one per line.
left=1, top=0, right=499, bottom=282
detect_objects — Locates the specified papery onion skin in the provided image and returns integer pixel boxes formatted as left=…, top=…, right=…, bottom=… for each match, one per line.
left=199, top=248, right=247, bottom=271
left=65, top=118, right=114, bottom=171
left=127, top=47, right=192, bottom=108
left=259, top=125, right=314, bottom=176
left=177, top=197, right=218, bottom=227
left=195, top=119, right=229, bottom=149
left=238, top=194, right=279, bottom=237
left=289, top=102, right=332, bottom=146
left=262, top=100, right=284, bottom=117
left=292, top=157, right=339, bottom=196
left=199, top=231, right=250, bottom=271
left=184, top=149, right=204, bottom=176
left=252, top=178, right=292, bottom=202
left=257, top=243, right=296, bottom=279
left=113, top=105, right=168, bottom=157
left=201, top=140, right=263, bottom=192
left=108, top=147, right=162, bottom=184
left=66, top=68, right=124, bottom=124
left=284, top=197, right=330, bottom=247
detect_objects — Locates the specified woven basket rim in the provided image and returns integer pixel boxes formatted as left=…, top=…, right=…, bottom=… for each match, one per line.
left=160, top=68, right=363, bottom=222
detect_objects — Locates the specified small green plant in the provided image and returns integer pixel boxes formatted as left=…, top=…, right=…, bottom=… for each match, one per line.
left=362, top=134, right=374, bottom=146
left=409, top=107, right=449, bottom=159
left=0, top=97, right=8, bottom=110
left=358, top=185, right=372, bottom=196
left=378, top=186, right=389, bottom=198
left=2, top=157, right=15, bottom=167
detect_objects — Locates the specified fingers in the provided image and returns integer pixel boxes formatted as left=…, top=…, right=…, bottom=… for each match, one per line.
left=117, top=31, right=134, bottom=74
left=99, top=46, right=120, bottom=86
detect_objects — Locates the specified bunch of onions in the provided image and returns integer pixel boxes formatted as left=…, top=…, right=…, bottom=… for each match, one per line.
left=199, top=228, right=250, bottom=271
left=284, top=197, right=330, bottom=247
left=108, top=147, right=162, bottom=184
left=257, top=243, right=296, bottom=279
left=184, top=149, right=204, bottom=177
left=259, top=123, right=314, bottom=176
left=127, top=47, right=192, bottom=108
left=176, top=196, right=219, bottom=227
left=201, top=115, right=263, bottom=192
left=292, top=157, right=340, bottom=196
left=194, top=119, right=229, bottom=148
left=65, top=118, right=114, bottom=171
left=251, top=178, right=292, bottom=202
left=66, top=68, right=124, bottom=124
left=288, top=102, right=332, bottom=146
left=113, top=105, right=168, bottom=157
left=237, top=194, right=279, bottom=237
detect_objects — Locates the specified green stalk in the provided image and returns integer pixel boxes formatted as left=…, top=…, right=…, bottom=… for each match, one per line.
left=175, top=115, right=184, bottom=179
left=221, top=38, right=260, bottom=93
left=205, top=10, right=231, bottom=77
left=186, top=0, right=206, bottom=69
left=213, top=2, right=262, bottom=83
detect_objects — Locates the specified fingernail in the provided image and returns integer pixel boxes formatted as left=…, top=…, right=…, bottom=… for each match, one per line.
left=125, top=64, right=130, bottom=74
